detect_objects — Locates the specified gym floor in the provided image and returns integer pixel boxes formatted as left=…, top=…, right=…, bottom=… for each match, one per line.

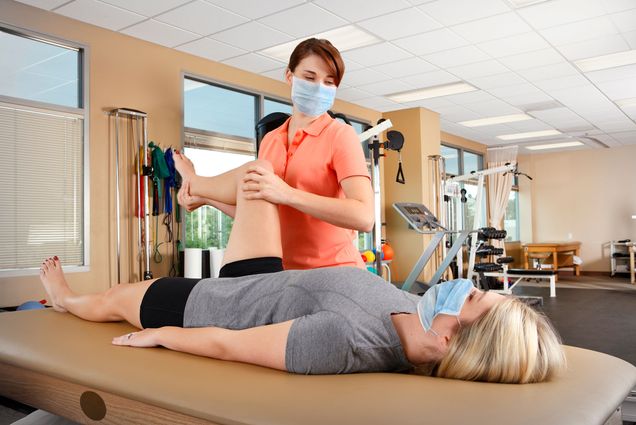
left=1, top=274, right=634, bottom=425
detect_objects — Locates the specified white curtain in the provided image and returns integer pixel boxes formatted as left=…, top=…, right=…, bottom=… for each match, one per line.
left=486, top=146, right=518, bottom=250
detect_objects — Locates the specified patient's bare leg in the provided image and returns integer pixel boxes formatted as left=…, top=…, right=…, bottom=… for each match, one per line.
left=39, top=257, right=152, bottom=328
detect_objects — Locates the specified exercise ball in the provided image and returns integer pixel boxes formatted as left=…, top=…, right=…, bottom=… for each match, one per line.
left=363, top=250, right=375, bottom=263
left=366, top=266, right=377, bottom=274
left=382, top=244, right=394, bottom=261
left=360, top=253, right=368, bottom=263
left=17, top=300, right=46, bottom=311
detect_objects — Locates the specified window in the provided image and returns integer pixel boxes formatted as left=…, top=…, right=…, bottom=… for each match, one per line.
left=184, top=77, right=257, bottom=139
left=0, top=28, right=86, bottom=273
left=504, top=185, right=520, bottom=242
left=263, top=98, right=292, bottom=116
left=441, top=144, right=485, bottom=231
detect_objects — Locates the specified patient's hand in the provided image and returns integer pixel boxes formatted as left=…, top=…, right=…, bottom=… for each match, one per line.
left=173, top=150, right=196, bottom=180
left=112, top=329, right=160, bottom=348
left=177, top=179, right=207, bottom=212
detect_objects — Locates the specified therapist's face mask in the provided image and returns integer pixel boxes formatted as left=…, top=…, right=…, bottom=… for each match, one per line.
left=291, top=75, right=337, bottom=117
left=417, top=279, right=474, bottom=336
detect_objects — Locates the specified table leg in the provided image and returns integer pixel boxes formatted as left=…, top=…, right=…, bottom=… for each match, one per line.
left=524, top=249, right=529, bottom=270
left=574, top=248, right=581, bottom=276
left=630, top=246, right=635, bottom=285
left=552, top=249, right=559, bottom=282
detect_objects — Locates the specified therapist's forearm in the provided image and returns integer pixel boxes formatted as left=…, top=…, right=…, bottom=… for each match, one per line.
left=286, top=189, right=374, bottom=233
left=206, top=199, right=236, bottom=218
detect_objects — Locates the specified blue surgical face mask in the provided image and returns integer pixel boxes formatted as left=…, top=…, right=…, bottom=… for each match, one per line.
left=417, top=279, right=474, bottom=336
left=291, top=76, right=337, bottom=117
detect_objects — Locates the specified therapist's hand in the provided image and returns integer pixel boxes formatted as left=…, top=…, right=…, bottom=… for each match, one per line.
left=112, top=328, right=161, bottom=348
left=242, top=165, right=293, bottom=205
left=173, top=150, right=196, bottom=180
left=177, top=179, right=207, bottom=212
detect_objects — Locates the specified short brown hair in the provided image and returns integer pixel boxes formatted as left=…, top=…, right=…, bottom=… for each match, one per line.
left=288, top=38, right=345, bottom=86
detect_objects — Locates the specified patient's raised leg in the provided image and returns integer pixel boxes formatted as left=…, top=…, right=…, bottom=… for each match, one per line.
left=39, top=257, right=152, bottom=328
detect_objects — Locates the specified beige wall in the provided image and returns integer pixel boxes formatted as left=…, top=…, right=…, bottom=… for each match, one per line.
left=441, top=132, right=487, bottom=155
left=383, top=108, right=442, bottom=282
left=518, top=145, right=636, bottom=272
left=0, top=1, right=381, bottom=306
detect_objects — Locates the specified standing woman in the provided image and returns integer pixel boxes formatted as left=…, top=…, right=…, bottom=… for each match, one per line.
left=177, top=38, right=373, bottom=271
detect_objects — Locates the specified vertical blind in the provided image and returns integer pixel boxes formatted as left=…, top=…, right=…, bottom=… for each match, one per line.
left=0, top=105, right=84, bottom=270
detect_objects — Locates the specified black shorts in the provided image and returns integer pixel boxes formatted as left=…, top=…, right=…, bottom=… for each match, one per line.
left=139, top=256, right=283, bottom=328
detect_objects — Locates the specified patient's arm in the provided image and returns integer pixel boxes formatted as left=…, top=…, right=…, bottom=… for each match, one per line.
left=112, top=320, right=293, bottom=371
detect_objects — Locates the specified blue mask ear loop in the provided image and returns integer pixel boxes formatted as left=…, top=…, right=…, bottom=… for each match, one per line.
left=429, top=316, right=462, bottom=338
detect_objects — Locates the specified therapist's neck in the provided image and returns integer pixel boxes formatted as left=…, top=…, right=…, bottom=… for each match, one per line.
left=291, top=107, right=322, bottom=129
left=392, top=313, right=458, bottom=365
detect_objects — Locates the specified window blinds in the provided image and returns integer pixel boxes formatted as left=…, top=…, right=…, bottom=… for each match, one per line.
left=0, top=105, right=84, bottom=270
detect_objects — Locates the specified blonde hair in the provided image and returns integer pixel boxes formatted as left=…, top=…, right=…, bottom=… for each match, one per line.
left=435, top=298, right=566, bottom=384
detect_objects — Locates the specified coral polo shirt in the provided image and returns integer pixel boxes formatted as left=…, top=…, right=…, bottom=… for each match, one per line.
left=258, top=113, right=370, bottom=270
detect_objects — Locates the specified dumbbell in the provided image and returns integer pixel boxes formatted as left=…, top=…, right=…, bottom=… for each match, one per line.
left=474, top=262, right=503, bottom=272
left=476, top=245, right=504, bottom=257
left=497, top=256, right=514, bottom=264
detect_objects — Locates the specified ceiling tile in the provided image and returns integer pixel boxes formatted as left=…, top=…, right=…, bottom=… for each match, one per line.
left=355, top=96, right=402, bottom=112
left=607, top=131, right=636, bottom=144
left=596, top=119, right=636, bottom=132
left=258, top=3, right=347, bottom=37
left=155, top=1, right=248, bottom=36
left=342, top=42, right=412, bottom=67
left=532, top=74, right=590, bottom=92
left=204, top=0, right=304, bottom=19
left=418, top=0, right=510, bottom=26
left=343, top=59, right=364, bottom=72
left=312, top=0, right=411, bottom=22
left=434, top=105, right=483, bottom=121
left=400, top=69, right=461, bottom=87
left=556, top=34, right=630, bottom=61
left=177, top=37, right=246, bottom=61
left=476, top=32, right=550, bottom=58
left=403, top=97, right=456, bottom=110
left=585, top=64, right=636, bottom=84
left=451, top=12, right=532, bottom=43
left=610, top=8, right=636, bottom=32
left=624, top=30, right=636, bottom=49
left=516, top=0, right=606, bottom=30
left=357, top=79, right=413, bottom=95
left=600, top=0, right=636, bottom=13
left=98, top=0, right=192, bottom=16
left=498, top=48, right=564, bottom=71
left=505, top=119, right=554, bottom=132
left=122, top=19, right=199, bottom=47
left=14, top=0, right=69, bottom=9
left=340, top=68, right=391, bottom=86
left=393, top=28, right=469, bottom=56
left=56, top=0, right=145, bottom=31
left=357, top=8, right=442, bottom=40
left=373, top=57, right=438, bottom=78
left=261, top=67, right=287, bottom=82
left=498, top=91, right=555, bottom=107
left=444, top=90, right=497, bottom=105
left=468, top=72, right=528, bottom=90
left=516, top=62, right=579, bottom=82
left=464, top=99, right=522, bottom=115
left=488, top=83, right=541, bottom=98
left=595, top=77, right=636, bottom=99
left=223, top=53, right=285, bottom=73
left=337, top=87, right=375, bottom=102
left=423, top=46, right=491, bottom=68
left=447, top=59, right=510, bottom=79
left=529, top=107, right=588, bottom=126
left=210, top=22, right=293, bottom=51
left=540, top=16, right=618, bottom=46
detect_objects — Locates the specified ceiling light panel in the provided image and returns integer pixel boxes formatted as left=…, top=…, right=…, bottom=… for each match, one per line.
left=497, top=129, right=561, bottom=140
left=574, top=49, right=636, bottom=72
left=459, top=113, right=533, bottom=127
left=525, top=141, right=583, bottom=150
left=387, top=82, right=477, bottom=102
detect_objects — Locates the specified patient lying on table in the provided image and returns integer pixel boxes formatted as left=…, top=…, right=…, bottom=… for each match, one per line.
left=39, top=161, right=565, bottom=382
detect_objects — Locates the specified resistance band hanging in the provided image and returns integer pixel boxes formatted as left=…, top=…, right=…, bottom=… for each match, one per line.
left=396, top=150, right=405, bottom=184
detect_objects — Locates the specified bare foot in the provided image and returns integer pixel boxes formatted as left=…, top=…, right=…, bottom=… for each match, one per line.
left=39, top=257, right=70, bottom=312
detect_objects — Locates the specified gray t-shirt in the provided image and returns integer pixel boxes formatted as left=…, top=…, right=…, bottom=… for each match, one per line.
left=183, top=266, right=420, bottom=374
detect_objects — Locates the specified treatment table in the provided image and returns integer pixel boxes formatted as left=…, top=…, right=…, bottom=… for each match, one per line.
left=1, top=309, right=635, bottom=425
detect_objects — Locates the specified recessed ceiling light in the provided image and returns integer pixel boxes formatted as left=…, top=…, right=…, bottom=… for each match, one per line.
left=525, top=141, right=583, bottom=150
left=459, top=113, right=533, bottom=127
left=386, top=82, right=477, bottom=103
left=574, top=49, right=636, bottom=72
left=260, top=25, right=380, bottom=62
left=505, top=0, right=550, bottom=8
left=497, top=129, right=561, bottom=141
left=616, top=97, right=636, bottom=108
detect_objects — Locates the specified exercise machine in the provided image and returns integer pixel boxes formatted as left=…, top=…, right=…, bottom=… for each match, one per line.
left=393, top=202, right=471, bottom=293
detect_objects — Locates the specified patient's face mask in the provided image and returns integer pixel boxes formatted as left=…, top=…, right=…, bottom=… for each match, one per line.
left=291, top=76, right=336, bottom=117
left=417, top=279, right=474, bottom=335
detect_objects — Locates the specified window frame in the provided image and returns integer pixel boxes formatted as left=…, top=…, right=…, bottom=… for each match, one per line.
left=0, top=24, right=90, bottom=277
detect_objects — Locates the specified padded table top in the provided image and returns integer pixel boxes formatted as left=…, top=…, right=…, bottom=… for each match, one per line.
left=1, top=309, right=635, bottom=425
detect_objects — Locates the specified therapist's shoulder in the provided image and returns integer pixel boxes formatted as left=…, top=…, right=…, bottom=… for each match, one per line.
left=324, top=116, right=358, bottom=143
